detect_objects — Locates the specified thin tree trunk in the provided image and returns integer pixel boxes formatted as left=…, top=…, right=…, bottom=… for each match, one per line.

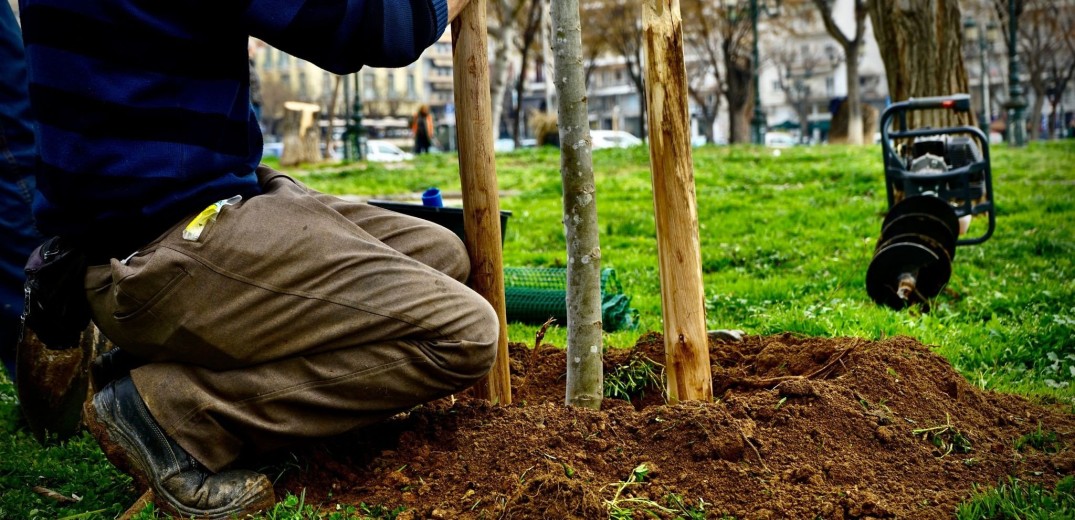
left=512, top=53, right=530, bottom=144
left=845, top=45, right=864, bottom=144
left=813, top=0, right=869, bottom=145
left=323, top=76, right=342, bottom=159
left=1028, top=89, right=1044, bottom=140
left=512, top=0, right=543, bottom=145
left=552, top=0, right=603, bottom=409
left=490, top=25, right=515, bottom=141
left=687, top=88, right=718, bottom=144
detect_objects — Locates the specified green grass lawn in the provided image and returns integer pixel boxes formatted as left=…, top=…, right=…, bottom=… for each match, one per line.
left=291, top=141, right=1074, bottom=403
left=1, top=141, right=1071, bottom=518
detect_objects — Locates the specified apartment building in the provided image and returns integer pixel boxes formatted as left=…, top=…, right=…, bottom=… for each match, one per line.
left=252, top=31, right=456, bottom=140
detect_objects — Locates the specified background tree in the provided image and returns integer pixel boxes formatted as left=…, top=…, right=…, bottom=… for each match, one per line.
left=811, top=0, right=872, bottom=144
left=1001, top=0, right=1075, bottom=139
left=322, top=75, right=343, bottom=159
left=721, top=3, right=758, bottom=144
left=551, top=0, right=603, bottom=409
left=773, top=46, right=839, bottom=142
left=681, top=0, right=734, bottom=144
left=868, top=0, right=973, bottom=128
left=584, top=0, right=649, bottom=139
left=510, top=0, right=545, bottom=145
left=579, top=4, right=607, bottom=88
left=488, top=0, right=526, bottom=141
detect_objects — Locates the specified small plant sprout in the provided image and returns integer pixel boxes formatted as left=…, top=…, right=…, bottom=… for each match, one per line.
left=604, top=355, right=664, bottom=402
left=666, top=493, right=711, bottom=519
left=912, top=413, right=972, bottom=456
left=603, top=463, right=676, bottom=518
left=1015, top=422, right=1061, bottom=454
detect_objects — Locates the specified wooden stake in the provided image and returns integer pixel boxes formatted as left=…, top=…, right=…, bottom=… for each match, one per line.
left=641, top=0, right=713, bottom=402
left=451, top=0, right=512, bottom=405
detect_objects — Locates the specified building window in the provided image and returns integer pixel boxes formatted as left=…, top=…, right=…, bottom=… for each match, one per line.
left=407, top=73, right=417, bottom=99
left=825, top=76, right=835, bottom=97
left=364, top=73, right=376, bottom=99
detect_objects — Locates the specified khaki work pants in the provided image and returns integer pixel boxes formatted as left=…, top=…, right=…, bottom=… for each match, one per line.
left=84, top=167, right=498, bottom=471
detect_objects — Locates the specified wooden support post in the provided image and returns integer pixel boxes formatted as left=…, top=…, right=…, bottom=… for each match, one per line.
left=451, top=0, right=512, bottom=404
left=641, top=0, right=713, bottom=402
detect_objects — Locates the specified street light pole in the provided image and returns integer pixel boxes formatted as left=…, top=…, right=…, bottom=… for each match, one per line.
left=353, top=74, right=364, bottom=160
left=965, top=18, right=995, bottom=137
left=342, top=74, right=352, bottom=160
left=749, top=0, right=766, bottom=145
left=1005, top=0, right=1027, bottom=147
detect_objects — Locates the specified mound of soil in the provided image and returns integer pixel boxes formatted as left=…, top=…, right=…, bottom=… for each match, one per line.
left=276, top=334, right=1074, bottom=519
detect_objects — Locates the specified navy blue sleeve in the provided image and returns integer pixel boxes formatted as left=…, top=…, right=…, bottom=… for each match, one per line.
left=242, top=0, right=448, bottom=73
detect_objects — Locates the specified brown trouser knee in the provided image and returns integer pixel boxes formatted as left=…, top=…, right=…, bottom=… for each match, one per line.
left=85, top=167, right=497, bottom=471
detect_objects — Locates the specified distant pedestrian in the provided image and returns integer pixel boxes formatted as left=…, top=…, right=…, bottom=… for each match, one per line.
left=412, top=104, right=435, bottom=154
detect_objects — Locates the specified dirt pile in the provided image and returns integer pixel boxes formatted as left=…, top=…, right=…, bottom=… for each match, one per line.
left=276, top=334, right=1074, bottom=519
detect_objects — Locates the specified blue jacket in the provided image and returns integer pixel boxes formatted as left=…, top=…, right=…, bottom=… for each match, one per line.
left=19, top=0, right=448, bottom=257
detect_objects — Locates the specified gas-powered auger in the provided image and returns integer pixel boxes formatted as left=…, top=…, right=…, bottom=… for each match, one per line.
left=866, top=94, right=996, bottom=309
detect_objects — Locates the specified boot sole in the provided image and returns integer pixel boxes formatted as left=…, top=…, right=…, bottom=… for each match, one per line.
left=84, top=396, right=276, bottom=519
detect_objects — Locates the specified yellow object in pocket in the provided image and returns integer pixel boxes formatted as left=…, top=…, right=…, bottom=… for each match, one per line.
left=182, top=195, right=243, bottom=241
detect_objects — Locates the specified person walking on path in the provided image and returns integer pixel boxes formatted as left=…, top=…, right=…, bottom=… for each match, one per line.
left=412, top=104, right=436, bottom=154
left=18, top=0, right=492, bottom=517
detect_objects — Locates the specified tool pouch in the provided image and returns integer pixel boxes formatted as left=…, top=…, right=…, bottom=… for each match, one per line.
left=20, top=237, right=91, bottom=350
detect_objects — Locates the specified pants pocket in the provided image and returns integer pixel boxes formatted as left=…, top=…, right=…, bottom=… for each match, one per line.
left=87, top=246, right=193, bottom=359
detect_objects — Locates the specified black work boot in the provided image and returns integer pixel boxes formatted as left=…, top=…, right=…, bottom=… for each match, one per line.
left=85, top=377, right=275, bottom=519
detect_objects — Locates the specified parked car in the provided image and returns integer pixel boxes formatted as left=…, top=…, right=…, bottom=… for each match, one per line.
left=590, top=129, right=643, bottom=150
left=764, top=132, right=797, bottom=148
left=365, top=140, right=413, bottom=162
left=494, top=138, right=516, bottom=153
left=262, top=140, right=284, bottom=159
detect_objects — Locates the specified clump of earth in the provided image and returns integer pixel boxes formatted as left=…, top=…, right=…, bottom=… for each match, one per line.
left=274, top=333, right=1074, bottom=519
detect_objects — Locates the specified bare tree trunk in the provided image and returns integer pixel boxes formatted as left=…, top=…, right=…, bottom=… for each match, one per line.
left=512, top=0, right=543, bottom=145
left=724, top=44, right=752, bottom=143
left=1028, top=90, right=1044, bottom=140
left=845, top=43, right=864, bottom=144
left=729, top=106, right=751, bottom=143
left=688, top=87, right=719, bottom=144
left=551, top=0, right=603, bottom=409
left=628, top=51, right=648, bottom=139
left=868, top=0, right=973, bottom=129
left=490, top=26, right=515, bottom=141
left=512, top=53, right=530, bottom=144
left=813, top=0, right=870, bottom=145
left=323, top=76, right=342, bottom=159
